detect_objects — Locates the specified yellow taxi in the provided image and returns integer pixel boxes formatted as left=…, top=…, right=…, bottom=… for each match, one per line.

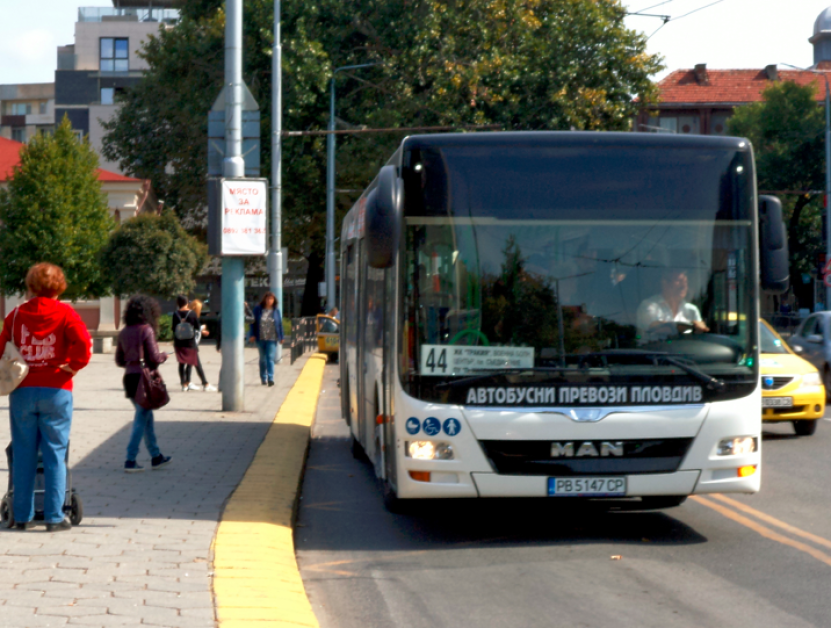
left=760, top=320, right=825, bottom=436
left=316, top=314, right=340, bottom=360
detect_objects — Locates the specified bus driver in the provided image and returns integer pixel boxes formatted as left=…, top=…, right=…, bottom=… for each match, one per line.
left=636, top=268, right=710, bottom=338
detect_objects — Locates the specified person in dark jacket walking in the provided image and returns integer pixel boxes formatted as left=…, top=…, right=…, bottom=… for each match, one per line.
left=0, top=263, right=92, bottom=531
left=248, top=292, right=284, bottom=386
left=115, top=295, right=171, bottom=473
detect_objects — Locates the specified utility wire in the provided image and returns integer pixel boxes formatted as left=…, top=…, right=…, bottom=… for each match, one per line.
left=630, top=0, right=677, bottom=15
left=672, top=0, right=727, bottom=21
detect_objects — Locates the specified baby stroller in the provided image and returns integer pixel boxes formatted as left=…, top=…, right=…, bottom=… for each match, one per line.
left=0, top=442, right=83, bottom=528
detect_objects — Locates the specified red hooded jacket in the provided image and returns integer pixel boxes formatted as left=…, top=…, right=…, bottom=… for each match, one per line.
left=0, top=298, right=92, bottom=391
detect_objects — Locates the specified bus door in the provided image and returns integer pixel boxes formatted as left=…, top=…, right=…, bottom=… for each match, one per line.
left=356, top=240, right=369, bottom=450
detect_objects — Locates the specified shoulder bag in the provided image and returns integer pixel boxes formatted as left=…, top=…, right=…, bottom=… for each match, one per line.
left=0, top=309, right=29, bottom=396
left=135, top=327, right=170, bottom=410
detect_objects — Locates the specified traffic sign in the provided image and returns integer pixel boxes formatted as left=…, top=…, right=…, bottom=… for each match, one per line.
left=824, top=258, right=831, bottom=276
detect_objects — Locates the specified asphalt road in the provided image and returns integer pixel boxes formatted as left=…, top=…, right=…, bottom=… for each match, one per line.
left=297, top=364, right=831, bottom=628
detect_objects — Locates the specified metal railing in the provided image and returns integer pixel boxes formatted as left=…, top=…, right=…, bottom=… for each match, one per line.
left=289, top=317, right=317, bottom=364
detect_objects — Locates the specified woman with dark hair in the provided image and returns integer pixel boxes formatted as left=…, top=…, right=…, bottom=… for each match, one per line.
left=0, top=263, right=91, bottom=531
left=115, top=295, right=171, bottom=473
left=249, top=292, right=284, bottom=386
left=172, top=294, right=200, bottom=391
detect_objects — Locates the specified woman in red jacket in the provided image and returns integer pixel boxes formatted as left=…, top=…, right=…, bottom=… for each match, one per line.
left=0, top=263, right=91, bottom=532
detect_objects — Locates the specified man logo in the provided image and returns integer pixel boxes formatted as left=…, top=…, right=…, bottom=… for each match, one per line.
left=550, top=441, right=624, bottom=458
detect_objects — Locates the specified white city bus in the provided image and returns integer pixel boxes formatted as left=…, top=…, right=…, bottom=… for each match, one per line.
left=339, top=132, right=788, bottom=512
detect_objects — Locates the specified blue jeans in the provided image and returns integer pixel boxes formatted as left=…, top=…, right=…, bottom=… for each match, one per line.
left=127, top=400, right=161, bottom=462
left=257, top=340, right=277, bottom=383
left=9, top=387, right=73, bottom=524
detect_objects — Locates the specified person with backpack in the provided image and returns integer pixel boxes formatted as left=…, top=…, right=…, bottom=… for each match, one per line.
left=172, top=295, right=200, bottom=392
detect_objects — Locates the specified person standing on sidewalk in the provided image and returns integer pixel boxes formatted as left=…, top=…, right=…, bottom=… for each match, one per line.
left=172, top=295, right=200, bottom=391
left=1, top=263, right=91, bottom=531
left=115, top=295, right=172, bottom=473
left=249, top=292, right=284, bottom=386
left=188, top=298, right=216, bottom=392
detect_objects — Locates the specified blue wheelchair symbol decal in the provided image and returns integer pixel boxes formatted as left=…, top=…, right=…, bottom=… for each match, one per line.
left=405, top=417, right=420, bottom=435
left=423, top=417, right=441, bottom=436
left=443, top=418, right=461, bottom=436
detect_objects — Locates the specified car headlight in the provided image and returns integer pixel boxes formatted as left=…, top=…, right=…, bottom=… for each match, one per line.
left=406, top=441, right=454, bottom=460
left=801, top=372, right=822, bottom=387
left=717, top=436, right=758, bottom=456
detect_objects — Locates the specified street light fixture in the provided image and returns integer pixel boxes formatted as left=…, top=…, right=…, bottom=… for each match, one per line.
left=782, top=63, right=831, bottom=308
left=326, top=62, right=382, bottom=312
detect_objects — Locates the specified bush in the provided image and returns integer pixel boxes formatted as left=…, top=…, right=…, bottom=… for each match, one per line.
left=157, top=314, right=173, bottom=341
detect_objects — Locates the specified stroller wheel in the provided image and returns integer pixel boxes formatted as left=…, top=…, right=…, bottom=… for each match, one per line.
left=69, top=493, right=83, bottom=526
left=1, top=496, right=14, bottom=529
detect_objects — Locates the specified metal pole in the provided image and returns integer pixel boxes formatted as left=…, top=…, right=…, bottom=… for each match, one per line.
left=221, top=0, right=245, bottom=411
left=325, top=76, right=336, bottom=312
left=270, top=0, right=283, bottom=362
left=826, top=77, right=831, bottom=310
left=325, top=62, right=381, bottom=313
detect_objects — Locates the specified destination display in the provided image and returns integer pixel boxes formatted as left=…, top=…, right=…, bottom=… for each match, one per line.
left=420, top=345, right=534, bottom=376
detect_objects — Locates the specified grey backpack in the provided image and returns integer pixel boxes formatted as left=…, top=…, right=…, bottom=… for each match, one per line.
left=174, top=312, right=195, bottom=341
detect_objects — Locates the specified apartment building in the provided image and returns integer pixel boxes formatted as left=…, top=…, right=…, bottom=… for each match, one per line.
left=0, top=84, right=55, bottom=142
left=56, top=0, right=179, bottom=173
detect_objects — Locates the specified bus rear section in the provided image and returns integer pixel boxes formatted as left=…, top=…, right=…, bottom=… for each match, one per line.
left=340, top=132, right=787, bottom=509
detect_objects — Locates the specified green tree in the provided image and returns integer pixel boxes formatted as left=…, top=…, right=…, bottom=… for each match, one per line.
left=100, top=211, right=208, bottom=298
left=728, top=80, right=825, bottom=284
left=102, top=0, right=661, bottom=309
left=0, top=118, right=114, bottom=300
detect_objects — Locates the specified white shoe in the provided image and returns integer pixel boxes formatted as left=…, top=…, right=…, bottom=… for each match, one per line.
left=181, top=385, right=188, bottom=392
left=187, top=383, right=202, bottom=391
left=203, top=384, right=217, bottom=392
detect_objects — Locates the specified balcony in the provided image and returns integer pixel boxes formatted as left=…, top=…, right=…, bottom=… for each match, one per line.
left=78, top=7, right=179, bottom=24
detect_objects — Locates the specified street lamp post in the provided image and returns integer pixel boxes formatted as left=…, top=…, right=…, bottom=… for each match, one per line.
left=325, top=62, right=381, bottom=312
left=783, top=63, right=831, bottom=308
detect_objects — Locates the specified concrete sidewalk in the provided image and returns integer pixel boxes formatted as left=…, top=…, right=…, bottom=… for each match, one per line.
left=0, top=342, right=310, bottom=628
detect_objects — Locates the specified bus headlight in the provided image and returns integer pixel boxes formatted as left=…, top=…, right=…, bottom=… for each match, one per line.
left=717, top=436, right=758, bottom=456
left=406, top=441, right=454, bottom=460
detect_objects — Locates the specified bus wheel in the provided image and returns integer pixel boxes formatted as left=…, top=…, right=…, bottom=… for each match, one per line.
left=794, top=419, right=819, bottom=436
left=381, top=478, right=412, bottom=515
left=639, top=496, right=687, bottom=510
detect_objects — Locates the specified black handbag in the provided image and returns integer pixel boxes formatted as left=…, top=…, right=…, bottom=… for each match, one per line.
left=135, top=329, right=170, bottom=411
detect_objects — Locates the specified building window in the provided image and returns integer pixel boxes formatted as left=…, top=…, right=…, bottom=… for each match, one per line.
left=100, top=37, right=129, bottom=72
left=11, top=103, right=32, bottom=115
left=711, top=113, right=730, bottom=136
left=101, top=87, right=115, bottom=105
left=73, top=130, right=84, bottom=143
left=39, top=102, right=47, bottom=115
left=11, top=128, right=25, bottom=142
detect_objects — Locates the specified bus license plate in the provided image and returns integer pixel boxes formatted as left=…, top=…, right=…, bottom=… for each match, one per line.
left=548, top=477, right=627, bottom=497
left=762, top=397, right=793, bottom=408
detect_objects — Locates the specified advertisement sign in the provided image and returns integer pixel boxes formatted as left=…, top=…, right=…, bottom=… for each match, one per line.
left=219, top=179, right=267, bottom=255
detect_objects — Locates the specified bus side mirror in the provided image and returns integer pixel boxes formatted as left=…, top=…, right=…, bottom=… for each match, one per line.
left=759, top=195, right=789, bottom=293
left=366, top=165, right=401, bottom=268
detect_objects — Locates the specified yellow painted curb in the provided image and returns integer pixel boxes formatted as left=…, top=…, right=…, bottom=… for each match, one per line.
left=212, top=353, right=328, bottom=628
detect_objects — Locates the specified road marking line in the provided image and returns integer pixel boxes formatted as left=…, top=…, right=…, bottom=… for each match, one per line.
left=212, top=353, right=327, bottom=628
left=709, top=494, right=831, bottom=551
left=691, top=496, right=831, bottom=568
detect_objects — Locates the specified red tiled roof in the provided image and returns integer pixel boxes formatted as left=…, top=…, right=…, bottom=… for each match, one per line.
left=656, top=68, right=831, bottom=105
left=0, top=136, right=141, bottom=183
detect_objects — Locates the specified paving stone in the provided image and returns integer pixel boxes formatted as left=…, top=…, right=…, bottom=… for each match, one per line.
left=36, top=606, right=109, bottom=617
left=142, top=617, right=215, bottom=628
left=16, top=582, right=82, bottom=593
left=67, top=615, right=142, bottom=626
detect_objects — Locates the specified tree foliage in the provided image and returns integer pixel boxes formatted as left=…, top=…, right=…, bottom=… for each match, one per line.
left=0, top=117, right=113, bottom=300
left=728, top=80, right=825, bottom=287
left=100, top=211, right=208, bottom=298
left=102, top=0, right=662, bottom=307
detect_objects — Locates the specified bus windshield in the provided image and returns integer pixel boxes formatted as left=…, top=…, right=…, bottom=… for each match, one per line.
left=399, top=141, right=757, bottom=404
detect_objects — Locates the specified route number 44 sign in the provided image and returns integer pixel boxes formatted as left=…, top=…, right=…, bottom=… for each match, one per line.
left=208, top=178, right=268, bottom=256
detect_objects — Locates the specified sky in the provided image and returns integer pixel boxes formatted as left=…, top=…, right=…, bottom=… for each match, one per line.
left=2, top=0, right=831, bottom=85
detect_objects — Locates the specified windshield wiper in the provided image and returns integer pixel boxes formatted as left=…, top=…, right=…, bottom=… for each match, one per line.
left=435, top=367, right=569, bottom=389
left=579, top=350, right=725, bottom=391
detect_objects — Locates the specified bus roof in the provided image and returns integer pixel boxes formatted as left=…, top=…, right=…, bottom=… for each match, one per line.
left=401, top=130, right=750, bottom=153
